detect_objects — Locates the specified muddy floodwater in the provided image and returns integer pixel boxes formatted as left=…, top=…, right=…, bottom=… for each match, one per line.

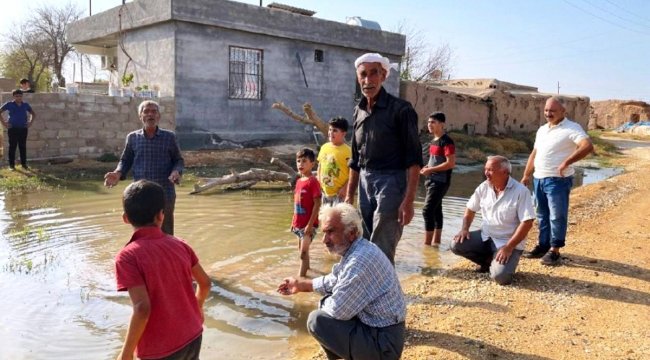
left=0, top=165, right=618, bottom=359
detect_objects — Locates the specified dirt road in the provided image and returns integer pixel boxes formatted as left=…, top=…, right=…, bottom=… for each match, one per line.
left=401, top=145, right=650, bottom=359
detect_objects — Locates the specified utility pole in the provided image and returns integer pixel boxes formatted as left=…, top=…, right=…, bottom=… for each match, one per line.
left=260, top=1, right=263, bottom=6
left=557, top=81, right=560, bottom=94
left=89, top=0, right=92, bottom=16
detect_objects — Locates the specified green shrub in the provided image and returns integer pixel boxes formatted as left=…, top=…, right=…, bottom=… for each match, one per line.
left=96, top=153, right=119, bottom=162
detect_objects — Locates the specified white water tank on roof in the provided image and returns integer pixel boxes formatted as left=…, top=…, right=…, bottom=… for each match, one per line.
left=346, top=16, right=382, bottom=30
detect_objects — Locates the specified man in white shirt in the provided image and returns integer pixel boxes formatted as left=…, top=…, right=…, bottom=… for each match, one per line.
left=521, top=96, right=593, bottom=266
left=452, top=156, right=535, bottom=285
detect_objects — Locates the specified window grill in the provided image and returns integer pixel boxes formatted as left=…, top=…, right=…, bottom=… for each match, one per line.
left=229, top=46, right=263, bottom=100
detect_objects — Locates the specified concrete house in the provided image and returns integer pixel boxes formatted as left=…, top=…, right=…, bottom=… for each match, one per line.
left=67, top=0, right=405, bottom=149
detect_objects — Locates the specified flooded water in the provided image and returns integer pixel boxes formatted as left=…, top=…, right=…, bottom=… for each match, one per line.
left=0, top=164, right=619, bottom=359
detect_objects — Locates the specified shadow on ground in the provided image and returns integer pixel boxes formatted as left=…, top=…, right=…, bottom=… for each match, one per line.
left=407, top=329, right=552, bottom=360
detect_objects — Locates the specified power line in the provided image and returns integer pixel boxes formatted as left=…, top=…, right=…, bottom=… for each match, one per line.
left=603, top=0, right=650, bottom=24
left=577, top=0, right=650, bottom=30
left=562, top=0, right=650, bottom=36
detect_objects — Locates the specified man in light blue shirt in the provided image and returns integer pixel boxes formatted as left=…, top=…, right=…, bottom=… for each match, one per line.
left=278, top=203, right=406, bottom=360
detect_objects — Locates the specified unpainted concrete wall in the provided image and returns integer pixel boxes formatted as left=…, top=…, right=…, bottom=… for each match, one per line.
left=119, top=23, right=176, bottom=97
left=171, top=22, right=400, bottom=149
left=0, top=93, right=175, bottom=160
left=68, top=0, right=404, bottom=150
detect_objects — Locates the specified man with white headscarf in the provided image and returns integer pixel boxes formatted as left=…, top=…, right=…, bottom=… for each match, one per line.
left=345, top=53, right=423, bottom=264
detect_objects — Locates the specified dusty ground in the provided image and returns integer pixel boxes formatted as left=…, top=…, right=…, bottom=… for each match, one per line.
left=399, top=145, right=650, bottom=360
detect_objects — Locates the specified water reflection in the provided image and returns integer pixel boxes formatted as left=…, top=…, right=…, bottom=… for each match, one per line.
left=0, top=163, right=620, bottom=359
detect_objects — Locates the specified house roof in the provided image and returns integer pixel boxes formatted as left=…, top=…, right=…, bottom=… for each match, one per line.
left=417, top=78, right=588, bottom=101
left=67, top=0, right=404, bottom=58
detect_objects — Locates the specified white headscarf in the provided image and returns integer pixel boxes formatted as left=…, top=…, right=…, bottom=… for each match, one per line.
left=354, top=53, right=390, bottom=78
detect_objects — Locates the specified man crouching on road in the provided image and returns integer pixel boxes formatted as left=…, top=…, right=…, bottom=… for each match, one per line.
left=277, top=203, right=406, bottom=360
left=452, top=156, right=535, bottom=285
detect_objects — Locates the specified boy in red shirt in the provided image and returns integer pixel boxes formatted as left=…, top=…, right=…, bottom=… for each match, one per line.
left=115, top=180, right=211, bottom=360
left=291, top=148, right=322, bottom=278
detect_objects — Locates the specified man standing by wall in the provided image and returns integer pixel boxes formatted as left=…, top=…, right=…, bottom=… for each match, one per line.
left=345, top=53, right=423, bottom=264
left=104, top=100, right=184, bottom=235
left=1, top=89, right=36, bottom=170
left=521, top=96, right=593, bottom=265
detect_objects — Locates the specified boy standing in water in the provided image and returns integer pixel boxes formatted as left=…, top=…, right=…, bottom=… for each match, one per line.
left=115, top=180, right=211, bottom=360
left=317, top=117, right=351, bottom=206
left=291, top=148, right=322, bottom=277
left=420, top=112, right=456, bottom=247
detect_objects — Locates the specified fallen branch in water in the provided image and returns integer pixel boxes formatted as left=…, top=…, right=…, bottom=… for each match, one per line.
left=191, top=168, right=293, bottom=194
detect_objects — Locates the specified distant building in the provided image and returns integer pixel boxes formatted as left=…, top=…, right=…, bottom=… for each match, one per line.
left=590, top=100, right=650, bottom=130
left=67, top=0, right=404, bottom=149
left=401, top=78, right=591, bottom=135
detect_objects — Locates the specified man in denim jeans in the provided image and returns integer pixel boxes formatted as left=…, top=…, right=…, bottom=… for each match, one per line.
left=521, top=96, right=593, bottom=265
left=345, top=53, right=423, bottom=264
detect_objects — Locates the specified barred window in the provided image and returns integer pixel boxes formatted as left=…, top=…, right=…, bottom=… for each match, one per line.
left=229, top=47, right=263, bottom=100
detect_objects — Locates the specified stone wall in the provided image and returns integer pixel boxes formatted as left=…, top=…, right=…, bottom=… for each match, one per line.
left=590, top=100, right=650, bottom=129
left=0, top=92, right=175, bottom=160
left=401, top=81, right=590, bottom=135
left=0, top=78, right=16, bottom=92
left=401, top=81, right=490, bottom=134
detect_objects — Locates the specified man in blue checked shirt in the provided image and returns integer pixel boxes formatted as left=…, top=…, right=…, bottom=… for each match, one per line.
left=104, top=100, right=184, bottom=235
left=278, top=203, right=406, bottom=360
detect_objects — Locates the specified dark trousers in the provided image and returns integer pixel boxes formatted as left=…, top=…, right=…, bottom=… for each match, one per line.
left=450, top=230, right=523, bottom=285
left=144, top=334, right=202, bottom=360
left=358, top=169, right=406, bottom=264
left=307, top=309, right=405, bottom=360
left=162, top=195, right=175, bottom=235
left=422, top=180, right=450, bottom=231
left=8, top=127, right=28, bottom=167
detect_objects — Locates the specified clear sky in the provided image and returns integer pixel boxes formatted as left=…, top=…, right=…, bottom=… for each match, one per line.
left=2, top=0, right=649, bottom=101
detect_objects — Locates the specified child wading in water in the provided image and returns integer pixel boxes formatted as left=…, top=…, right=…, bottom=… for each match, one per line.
left=420, top=112, right=456, bottom=246
left=291, top=148, right=322, bottom=277
left=317, top=117, right=351, bottom=206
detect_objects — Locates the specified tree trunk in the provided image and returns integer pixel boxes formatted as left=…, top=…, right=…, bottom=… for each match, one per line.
left=191, top=168, right=293, bottom=194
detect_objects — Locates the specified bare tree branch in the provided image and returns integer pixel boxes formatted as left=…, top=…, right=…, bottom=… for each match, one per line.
left=394, top=19, right=455, bottom=81
left=271, top=101, right=328, bottom=137
left=31, top=3, right=82, bottom=87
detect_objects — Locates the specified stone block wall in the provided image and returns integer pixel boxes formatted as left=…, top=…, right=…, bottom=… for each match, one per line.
left=0, top=92, right=176, bottom=160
